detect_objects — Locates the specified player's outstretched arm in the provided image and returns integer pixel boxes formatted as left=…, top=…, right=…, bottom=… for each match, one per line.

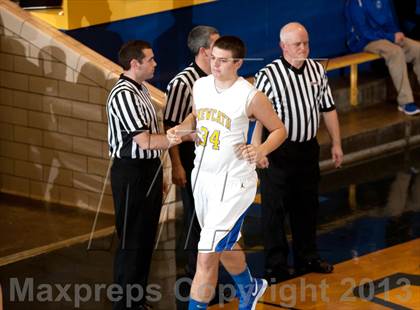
left=164, top=124, right=187, bottom=187
left=134, top=131, right=173, bottom=150
left=167, top=108, right=197, bottom=143
left=174, top=112, right=197, bottom=136
left=133, top=114, right=196, bottom=150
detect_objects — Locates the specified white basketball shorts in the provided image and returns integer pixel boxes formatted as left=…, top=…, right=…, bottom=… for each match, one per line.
left=191, top=169, right=258, bottom=253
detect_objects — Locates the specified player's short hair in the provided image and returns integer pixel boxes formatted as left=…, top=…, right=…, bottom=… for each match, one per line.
left=188, top=25, right=219, bottom=56
left=118, top=40, right=152, bottom=70
left=213, top=36, right=246, bottom=60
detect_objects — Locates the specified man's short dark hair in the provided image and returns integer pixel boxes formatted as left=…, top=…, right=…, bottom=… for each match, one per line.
left=188, top=25, right=219, bottom=56
left=213, top=36, right=246, bottom=59
left=118, top=40, right=152, bottom=70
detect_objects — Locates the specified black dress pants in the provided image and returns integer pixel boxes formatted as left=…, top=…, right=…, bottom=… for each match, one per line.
left=180, top=166, right=201, bottom=277
left=111, top=158, right=162, bottom=310
left=178, top=142, right=201, bottom=278
left=259, top=139, right=320, bottom=270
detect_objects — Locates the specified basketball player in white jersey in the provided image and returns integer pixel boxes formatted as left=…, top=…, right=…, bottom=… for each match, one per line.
left=167, top=36, right=287, bottom=310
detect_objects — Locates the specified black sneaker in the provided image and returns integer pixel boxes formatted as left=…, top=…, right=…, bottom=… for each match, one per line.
left=264, top=266, right=295, bottom=284
left=296, top=258, right=334, bottom=275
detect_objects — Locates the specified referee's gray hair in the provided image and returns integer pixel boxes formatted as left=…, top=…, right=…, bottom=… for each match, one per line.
left=279, top=22, right=307, bottom=43
left=188, top=25, right=219, bottom=56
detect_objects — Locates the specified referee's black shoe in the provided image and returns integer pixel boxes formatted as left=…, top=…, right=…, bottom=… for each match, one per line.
left=264, top=266, right=295, bottom=284
left=295, top=258, right=334, bottom=275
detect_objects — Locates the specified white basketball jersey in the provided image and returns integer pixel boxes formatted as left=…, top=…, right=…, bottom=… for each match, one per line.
left=193, top=75, right=257, bottom=177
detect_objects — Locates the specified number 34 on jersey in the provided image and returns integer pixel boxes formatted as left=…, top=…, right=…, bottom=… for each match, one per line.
left=197, top=126, right=220, bottom=150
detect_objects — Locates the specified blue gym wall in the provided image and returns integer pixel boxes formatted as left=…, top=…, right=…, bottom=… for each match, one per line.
left=66, top=0, right=348, bottom=90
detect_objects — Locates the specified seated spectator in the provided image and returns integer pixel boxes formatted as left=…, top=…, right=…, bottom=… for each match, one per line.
left=345, top=0, right=420, bottom=115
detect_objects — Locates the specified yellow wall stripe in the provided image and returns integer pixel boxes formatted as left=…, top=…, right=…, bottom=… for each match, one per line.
left=31, top=0, right=216, bottom=30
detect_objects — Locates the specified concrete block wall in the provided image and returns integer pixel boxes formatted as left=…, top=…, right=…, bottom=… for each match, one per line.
left=0, top=0, right=174, bottom=217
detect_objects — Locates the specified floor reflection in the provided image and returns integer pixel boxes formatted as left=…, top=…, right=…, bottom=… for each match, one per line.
left=0, top=148, right=419, bottom=309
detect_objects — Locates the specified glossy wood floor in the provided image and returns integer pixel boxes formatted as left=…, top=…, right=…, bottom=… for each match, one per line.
left=210, top=238, right=420, bottom=309
left=0, top=103, right=419, bottom=309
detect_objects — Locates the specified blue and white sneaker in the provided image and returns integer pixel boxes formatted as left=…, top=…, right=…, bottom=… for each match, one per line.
left=239, top=278, right=268, bottom=310
left=398, top=103, right=420, bottom=116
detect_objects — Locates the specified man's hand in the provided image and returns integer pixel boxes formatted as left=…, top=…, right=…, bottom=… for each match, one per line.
left=256, top=156, right=269, bottom=169
left=182, top=132, right=199, bottom=143
left=331, top=144, right=343, bottom=168
left=172, top=164, right=187, bottom=187
left=235, top=144, right=265, bottom=164
left=395, top=32, right=405, bottom=45
left=166, top=126, right=182, bottom=147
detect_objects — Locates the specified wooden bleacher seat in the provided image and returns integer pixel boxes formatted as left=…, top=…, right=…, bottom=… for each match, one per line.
left=320, top=52, right=382, bottom=106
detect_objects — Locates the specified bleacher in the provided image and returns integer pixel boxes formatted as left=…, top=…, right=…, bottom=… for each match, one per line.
left=320, top=52, right=382, bottom=106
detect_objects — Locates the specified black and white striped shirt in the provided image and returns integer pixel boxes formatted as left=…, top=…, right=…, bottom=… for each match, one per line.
left=255, top=57, right=335, bottom=142
left=164, top=62, right=207, bottom=126
left=107, top=75, right=161, bottom=159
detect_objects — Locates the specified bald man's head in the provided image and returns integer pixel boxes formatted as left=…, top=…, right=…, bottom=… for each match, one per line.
left=279, top=22, right=309, bottom=68
left=279, top=22, right=308, bottom=44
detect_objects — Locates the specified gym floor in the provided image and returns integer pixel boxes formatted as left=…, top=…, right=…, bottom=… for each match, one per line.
left=0, top=104, right=419, bottom=310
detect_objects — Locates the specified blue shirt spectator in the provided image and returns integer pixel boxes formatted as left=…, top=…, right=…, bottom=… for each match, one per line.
left=345, top=0, right=420, bottom=115
left=345, top=0, right=399, bottom=52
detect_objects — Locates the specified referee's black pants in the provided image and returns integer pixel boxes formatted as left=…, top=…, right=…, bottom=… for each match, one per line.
left=259, top=138, right=320, bottom=271
left=111, top=158, right=162, bottom=310
left=180, top=165, right=201, bottom=277
left=177, top=142, right=201, bottom=278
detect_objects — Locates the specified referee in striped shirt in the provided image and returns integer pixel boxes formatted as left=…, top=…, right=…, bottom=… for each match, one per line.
left=164, top=26, right=219, bottom=279
left=107, top=40, right=176, bottom=310
left=253, top=22, right=344, bottom=281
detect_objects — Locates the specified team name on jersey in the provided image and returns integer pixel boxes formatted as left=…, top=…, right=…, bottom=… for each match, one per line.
left=196, top=108, right=232, bottom=130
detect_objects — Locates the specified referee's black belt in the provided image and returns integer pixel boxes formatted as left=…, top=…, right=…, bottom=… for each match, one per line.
left=113, top=157, right=160, bottom=166
left=285, top=137, right=318, bottom=145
